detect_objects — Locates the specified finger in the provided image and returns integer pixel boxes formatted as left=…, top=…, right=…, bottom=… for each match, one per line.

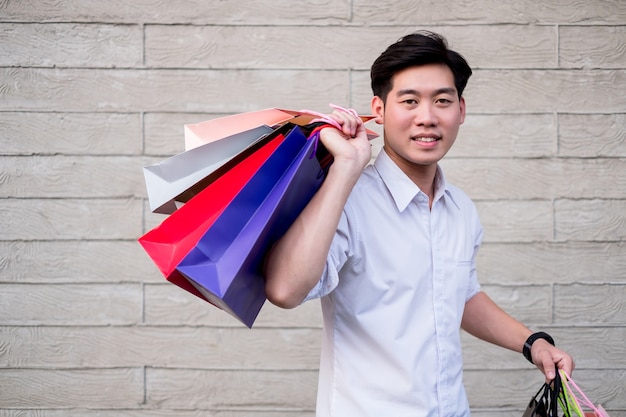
left=555, top=353, right=575, bottom=377
left=329, top=110, right=361, bottom=138
left=542, top=358, right=557, bottom=381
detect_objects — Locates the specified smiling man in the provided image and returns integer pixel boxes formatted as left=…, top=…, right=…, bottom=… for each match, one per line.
left=264, top=31, right=574, bottom=417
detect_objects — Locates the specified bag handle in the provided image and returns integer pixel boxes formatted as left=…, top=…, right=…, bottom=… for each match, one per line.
left=559, top=370, right=609, bottom=417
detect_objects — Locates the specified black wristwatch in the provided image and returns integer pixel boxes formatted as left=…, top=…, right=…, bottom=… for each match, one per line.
left=523, top=331, right=555, bottom=364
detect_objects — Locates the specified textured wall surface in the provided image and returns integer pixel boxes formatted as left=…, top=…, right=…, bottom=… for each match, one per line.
left=1, top=1, right=625, bottom=416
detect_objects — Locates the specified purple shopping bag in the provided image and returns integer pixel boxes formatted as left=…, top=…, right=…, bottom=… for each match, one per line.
left=176, top=125, right=328, bottom=327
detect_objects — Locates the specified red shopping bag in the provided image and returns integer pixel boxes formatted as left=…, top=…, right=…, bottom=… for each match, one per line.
left=138, top=124, right=308, bottom=302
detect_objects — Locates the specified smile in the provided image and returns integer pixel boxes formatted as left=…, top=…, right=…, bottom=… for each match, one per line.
left=411, top=136, right=441, bottom=143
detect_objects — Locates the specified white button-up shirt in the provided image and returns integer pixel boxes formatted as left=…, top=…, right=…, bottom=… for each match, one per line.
left=305, top=148, right=483, bottom=417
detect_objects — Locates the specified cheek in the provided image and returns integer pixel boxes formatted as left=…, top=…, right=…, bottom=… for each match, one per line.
left=387, top=112, right=414, bottom=129
left=442, top=112, right=463, bottom=132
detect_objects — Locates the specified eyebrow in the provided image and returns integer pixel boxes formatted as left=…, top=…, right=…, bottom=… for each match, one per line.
left=396, top=87, right=457, bottom=97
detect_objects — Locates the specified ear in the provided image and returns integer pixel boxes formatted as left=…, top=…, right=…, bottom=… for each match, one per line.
left=459, top=97, right=466, bottom=125
left=371, top=95, right=384, bottom=124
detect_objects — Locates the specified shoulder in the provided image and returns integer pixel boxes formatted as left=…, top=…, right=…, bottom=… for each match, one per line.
left=349, top=164, right=386, bottom=201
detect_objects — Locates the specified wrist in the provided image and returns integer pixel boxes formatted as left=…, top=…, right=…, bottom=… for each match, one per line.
left=522, top=331, right=555, bottom=364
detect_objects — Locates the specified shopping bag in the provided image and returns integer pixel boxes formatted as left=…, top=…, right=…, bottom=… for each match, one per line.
left=144, top=124, right=274, bottom=214
left=559, top=371, right=611, bottom=417
left=176, top=125, right=328, bottom=327
left=138, top=123, right=303, bottom=302
left=522, top=383, right=551, bottom=417
left=147, top=107, right=376, bottom=214
left=523, top=371, right=573, bottom=417
left=184, top=108, right=297, bottom=150
left=184, top=107, right=379, bottom=150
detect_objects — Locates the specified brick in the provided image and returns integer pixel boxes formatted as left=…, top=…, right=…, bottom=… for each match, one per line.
left=441, top=159, right=557, bottom=200
left=143, top=283, right=323, bottom=328
left=448, top=114, right=557, bottom=158
left=0, top=155, right=150, bottom=198
left=555, top=327, right=626, bottom=369
left=0, top=368, right=143, bottom=408
left=554, top=159, right=626, bottom=198
left=461, top=333, right=521, bottom=370
left=352, top=0, right=626, bottom=24
left=555, top=284, right=626, bottom=325
left=145, top=25, right=556, bottom=71
left=465, top=69, right=626, bottom=113
left=142, top=201, right=169, bottom=232
left=0, top=0, right=350, bottom=24
left=443, top=158, right=626, bottom=200
left=0, top=241, right=157, bottom=283
left=0, top=68, right=350, bottom=113
left=474, top=201, right=553, bottom=243
left=560, top=26, right=626, bottom=69
left=146, top=368, right=317, bottom=409
left=470, top=412, right=526, bottom=417
left=352, top=69, right=626, bottom=114
left=0, top=23, right=142, bottom=68
left=480, top=285, right=552, bottom=324
left=0, top=326, right=321, bottom=370
left=144, top=112, right=219, bottom=156
left=0, top=112, right=142, bottom=155
left=555, top=199, right=626, bottom=241
left=559, top=113, right=626, bottom=157
left=144, top=25, right=375, bottom=70
left=464, top=326, right=626, bottom=370
left=0, top=284, right=142, bottom=325
left=440, top=26, right=557, bottom=69
left=477, top=242, right=626, bottom=285
left=0, top=198, right=143, bottom=240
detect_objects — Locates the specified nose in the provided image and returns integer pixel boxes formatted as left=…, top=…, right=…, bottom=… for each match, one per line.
left=414, top=103, right=437, bottom=127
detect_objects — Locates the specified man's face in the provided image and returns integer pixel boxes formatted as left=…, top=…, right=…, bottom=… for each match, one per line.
left=371, top=63, right=466, bottom=174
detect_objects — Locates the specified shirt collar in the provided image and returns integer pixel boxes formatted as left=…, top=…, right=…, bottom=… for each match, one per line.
left=373, top=148, right=460, bottom=212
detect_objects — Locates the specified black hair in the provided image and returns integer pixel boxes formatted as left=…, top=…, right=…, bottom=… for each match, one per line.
left=370, top=31, right=472, bottom=102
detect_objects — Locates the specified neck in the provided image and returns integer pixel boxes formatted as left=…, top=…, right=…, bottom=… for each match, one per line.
left=382, top=146, right=439, bottom=207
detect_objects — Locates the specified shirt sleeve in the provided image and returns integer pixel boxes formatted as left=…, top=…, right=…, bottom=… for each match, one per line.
left=303, top=207, right=353, bottom=302
left=465, top=208, right=484, bottom=302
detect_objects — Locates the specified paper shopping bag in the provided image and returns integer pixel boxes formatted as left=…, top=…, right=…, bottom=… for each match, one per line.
left=177, top=126, right=328, bottom=327
left=138, top=124, right=305, bottom=301
left=184, top=108, right=296, bottom=150
left=144, top=124, right=274, bottom=214
left=184, top=107, right=379, bottom=151
left=522, top=382, right=551, bottom=417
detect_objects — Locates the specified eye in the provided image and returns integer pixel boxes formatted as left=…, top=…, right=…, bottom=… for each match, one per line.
left=435, top=97, right=453, bottom=105
left=402, top=99, right=418, bottom=105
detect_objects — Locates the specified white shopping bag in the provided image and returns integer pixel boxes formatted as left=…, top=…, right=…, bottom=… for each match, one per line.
left=143, top=125, right=274, bottom=214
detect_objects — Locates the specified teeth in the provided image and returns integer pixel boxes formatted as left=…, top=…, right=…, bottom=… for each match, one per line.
left=413, top=137, right=438, bottom=142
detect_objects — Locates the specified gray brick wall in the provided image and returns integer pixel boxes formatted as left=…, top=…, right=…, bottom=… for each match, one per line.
left=1, top=1, right=624, bottom=415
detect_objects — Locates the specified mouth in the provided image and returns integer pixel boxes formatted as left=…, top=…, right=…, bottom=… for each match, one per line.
left=411, top=135, right=441, bottom=143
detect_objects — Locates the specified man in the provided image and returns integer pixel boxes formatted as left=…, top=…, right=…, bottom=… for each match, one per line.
left=264, top=31, right=574, bottom=416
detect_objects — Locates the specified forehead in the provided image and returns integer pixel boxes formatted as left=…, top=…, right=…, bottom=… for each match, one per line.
left=390, top=64, right=456, bottom=94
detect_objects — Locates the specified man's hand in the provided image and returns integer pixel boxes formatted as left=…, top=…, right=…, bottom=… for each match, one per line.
left=531, top=339, right=575, bottom=381
left=319, top=109, right=371, bottom=180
